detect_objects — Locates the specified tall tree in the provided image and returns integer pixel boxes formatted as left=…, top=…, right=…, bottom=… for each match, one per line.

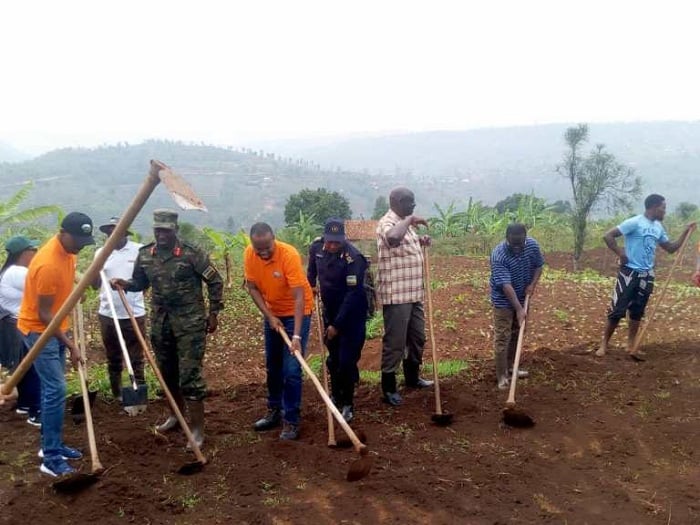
left=284, top=188, right=351, bottom=226
left=558, top=124, right=641, bottom=270
left=371, top=196, right=389, bottom=220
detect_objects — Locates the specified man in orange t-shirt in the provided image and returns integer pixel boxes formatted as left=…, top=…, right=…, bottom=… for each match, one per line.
left=693, top=241, right=700, bottom=287
left=18, top=212, right=95, bottom=478
left=244, top=222, right=313, bottom=441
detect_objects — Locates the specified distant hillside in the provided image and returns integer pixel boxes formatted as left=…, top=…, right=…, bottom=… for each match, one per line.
left=0, top=141, right=395, bottom=234
left=0, top=142, right=31, bottom=163
left=2, top=121, right=699, bottom=236
left=259, top=121, right=700, bottom=209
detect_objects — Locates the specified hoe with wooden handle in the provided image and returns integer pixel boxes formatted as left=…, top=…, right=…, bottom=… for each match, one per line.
left=117, top=288, right=207, bottom=475
left=502, top=295, right=535, bottom=428
left=277, top=328, right=372, bottom=482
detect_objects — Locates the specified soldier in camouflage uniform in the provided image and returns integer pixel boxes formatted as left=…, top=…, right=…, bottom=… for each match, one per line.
left=112, top=209, right=223, bottom=448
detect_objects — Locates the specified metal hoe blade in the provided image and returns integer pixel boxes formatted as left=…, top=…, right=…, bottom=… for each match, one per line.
left=154, top=160, right=208, bottom=212
left=52, top=473, right=100, bottom=493
left=346, top=447, right=374, bottom=482
left=502, top=407, right=535, bottom=428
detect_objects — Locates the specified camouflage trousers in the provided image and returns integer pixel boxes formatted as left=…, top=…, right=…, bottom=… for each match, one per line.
left=151, top=313, right=207, bottom=401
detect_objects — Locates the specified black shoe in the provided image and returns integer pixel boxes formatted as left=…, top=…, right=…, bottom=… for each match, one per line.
left=406, top=377, right=434, bottom=389
left=382, top=392, right=402, bottom=406
left=253, top=408, right=282, bottom=431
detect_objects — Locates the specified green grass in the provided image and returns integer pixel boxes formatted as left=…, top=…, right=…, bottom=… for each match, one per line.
left=359, top=359, right=469, bottom=386
left=365, top=312, right=383, bottom=339
left=66, top=363, right=161, bottom=401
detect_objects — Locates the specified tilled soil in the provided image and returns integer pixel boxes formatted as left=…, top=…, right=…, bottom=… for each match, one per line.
left=1, top=250, right=698, bottom=524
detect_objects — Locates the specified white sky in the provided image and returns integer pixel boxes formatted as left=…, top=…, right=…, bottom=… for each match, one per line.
left=1, top=0, right=700, bottom=153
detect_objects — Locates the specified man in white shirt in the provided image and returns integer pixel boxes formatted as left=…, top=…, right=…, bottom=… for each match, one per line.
left=93, top=217, right=146, bottom=400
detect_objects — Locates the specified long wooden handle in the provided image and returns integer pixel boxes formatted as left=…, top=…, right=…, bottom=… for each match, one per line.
left=117, top=289, right=207, bottom=464
left=630, top=232, right=693, bottom=354
left=277, top=328, right=365, bottom=454
left=315, top=297, right=336, bottom=446
left=75, top=306, right=104, bottom=473
left=1, top=166, right=162, bottom=395
left=506, top=295, right=530, bottom=407
left=422, top=246, right=442, bottom=414
left=100, top=270, right=137, bottom=389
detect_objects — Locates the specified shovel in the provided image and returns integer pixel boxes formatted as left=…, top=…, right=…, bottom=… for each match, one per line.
left=277, top=328, right=373, bottom=482
left=117, top=288, right=207, bottom=475
left=422, top=246, right=453, bottom=426
left=53, top=307, right=105, bottom=493
left=100, top=271, right=147, bottom=413
left=502, top=295, right=535, bottom=428
left=0, top=160, right=207, bottom=398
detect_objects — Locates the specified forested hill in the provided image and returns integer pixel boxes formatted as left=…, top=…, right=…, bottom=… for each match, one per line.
left=1, top=121, right=699, bottom=234
left=260, top=120, right=700, bottom=209
left=0, top=141, right=396, bottom=233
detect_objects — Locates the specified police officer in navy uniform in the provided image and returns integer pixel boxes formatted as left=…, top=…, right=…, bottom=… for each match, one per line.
left=307, top=218, right=368, bottom=422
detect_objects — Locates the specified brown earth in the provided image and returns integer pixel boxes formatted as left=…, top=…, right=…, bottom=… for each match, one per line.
left=1, top=249, right=699, bottom=524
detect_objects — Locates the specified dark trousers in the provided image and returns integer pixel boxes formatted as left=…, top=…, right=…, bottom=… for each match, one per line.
left=1, top=317, right=41, bottom=417
left=381, top=302, right=426, bottom=374
left=99, top=314, right=146, bottom=384
left=323, top=316, right=364, bottom=407
left=493, top=307, right=519, bottom=380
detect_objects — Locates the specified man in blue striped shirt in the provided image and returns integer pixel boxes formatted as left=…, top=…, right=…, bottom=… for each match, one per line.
left=489, top=224, right=544, bottom=390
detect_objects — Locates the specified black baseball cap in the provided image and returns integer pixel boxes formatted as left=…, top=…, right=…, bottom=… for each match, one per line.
left=61, top=212, right=96, bottom=248
left=323, top=218, right=346, bottom=243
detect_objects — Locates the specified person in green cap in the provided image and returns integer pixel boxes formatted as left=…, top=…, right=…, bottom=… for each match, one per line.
left=111, top=209, right=224, bottom=449
left=0, top=236, right=41, bottom=425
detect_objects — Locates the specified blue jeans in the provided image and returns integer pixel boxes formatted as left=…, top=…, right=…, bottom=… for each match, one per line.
left=24, top=332, right=67, bottom=461
left=263, top=315, right=310, bottom=425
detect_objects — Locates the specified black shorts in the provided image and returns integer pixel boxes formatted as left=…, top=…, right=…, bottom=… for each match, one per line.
left=607, top=266, right=655, bottom=322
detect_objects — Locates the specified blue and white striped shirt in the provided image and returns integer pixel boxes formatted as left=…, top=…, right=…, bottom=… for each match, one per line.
left=489, top=237, right=544, bottom=309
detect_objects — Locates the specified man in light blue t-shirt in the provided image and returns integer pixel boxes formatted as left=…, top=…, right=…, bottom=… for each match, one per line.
left=597, top=194, right=696, bottom=360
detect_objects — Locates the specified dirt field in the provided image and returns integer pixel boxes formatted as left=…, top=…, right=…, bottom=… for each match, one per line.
left=1, top=249, right=698, bottom=524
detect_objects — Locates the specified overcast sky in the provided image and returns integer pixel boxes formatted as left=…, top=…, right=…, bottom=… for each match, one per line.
left=1, top=0, right=699, bottom=153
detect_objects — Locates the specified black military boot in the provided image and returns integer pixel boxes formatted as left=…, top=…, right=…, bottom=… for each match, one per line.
left=381, top=372, right=402, bottom=406
left=403, top=360, right=434, bottom=389
left=253, top=407, right=282, bottom=431
left=109, top=371, right=122, bottom=401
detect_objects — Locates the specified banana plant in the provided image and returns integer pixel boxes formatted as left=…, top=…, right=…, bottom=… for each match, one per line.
left=203, top=227, right=250, bottom=288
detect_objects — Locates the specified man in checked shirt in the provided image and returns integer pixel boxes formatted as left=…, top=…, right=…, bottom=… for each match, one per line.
left=376, top=187, right=434, bottom=406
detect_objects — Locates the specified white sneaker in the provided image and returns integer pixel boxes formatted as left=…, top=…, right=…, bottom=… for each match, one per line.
left=498, top=377, right=510, bottom=390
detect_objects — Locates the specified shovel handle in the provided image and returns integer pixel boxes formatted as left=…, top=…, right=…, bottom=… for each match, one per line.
left=116, top=288, right=207, bottom=465
left=315, top=297, right=336, bottom=446
left=74, top=306, right=104, bottom=474
left=422, top=246, right=443, bottom=414
left=277, top=328, right=366, bottom=455
left=100, top=270, right=138, bottom=389
left=1, top=163, right=163, bottom=395
left=506, top=295, right=530, bottom=407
